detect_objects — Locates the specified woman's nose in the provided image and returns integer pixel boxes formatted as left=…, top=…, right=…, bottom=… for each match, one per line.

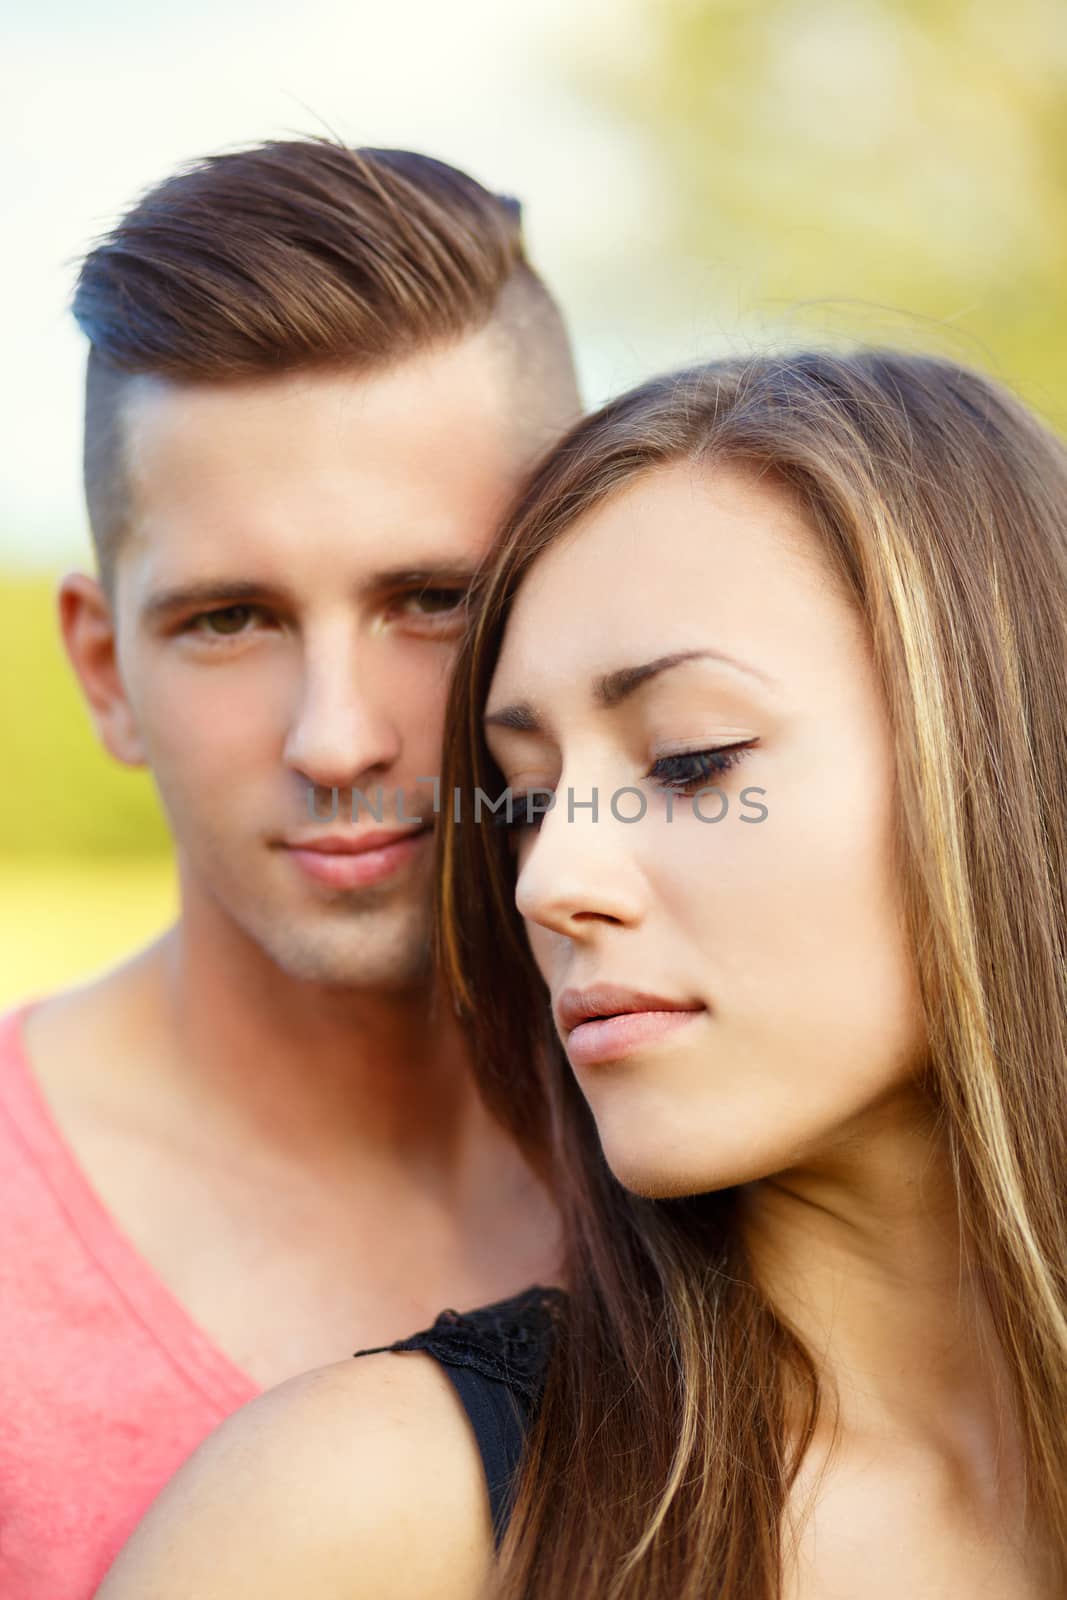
left=513, top=789, right=645, bottom=938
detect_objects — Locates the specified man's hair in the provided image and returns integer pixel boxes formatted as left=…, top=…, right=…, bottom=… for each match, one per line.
left=73, top=139, right=578, bottom=585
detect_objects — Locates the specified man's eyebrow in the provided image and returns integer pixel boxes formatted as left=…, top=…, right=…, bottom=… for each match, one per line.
left=484, top=649, right=773, bottom=733
left=141, top=563, right=479, bottom=624
left=141, top=579, right=286, bottom=623
left=369, top=562, right=479, bottom=589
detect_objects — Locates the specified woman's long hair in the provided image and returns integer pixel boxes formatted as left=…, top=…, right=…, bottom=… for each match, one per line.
left=436, top=351, right=1067, bottom=1597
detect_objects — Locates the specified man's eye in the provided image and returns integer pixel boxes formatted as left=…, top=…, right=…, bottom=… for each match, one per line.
left=401, top=588, right=467, bottom=618
left=188, top=605, right=261, bottom=637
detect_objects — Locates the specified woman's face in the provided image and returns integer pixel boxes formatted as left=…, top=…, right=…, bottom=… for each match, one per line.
left=483, top=463, right=928, bottom=1198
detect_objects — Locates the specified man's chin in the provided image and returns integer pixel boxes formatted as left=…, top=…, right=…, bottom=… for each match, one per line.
left=252, top=917, right=434, bottom=992
left=276, top=953, right=432, bottom=991
left=187, top=862, right=435, bottom=990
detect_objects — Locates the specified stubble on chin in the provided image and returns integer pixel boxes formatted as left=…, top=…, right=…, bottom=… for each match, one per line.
left=248, top=891, right=435, bottom=990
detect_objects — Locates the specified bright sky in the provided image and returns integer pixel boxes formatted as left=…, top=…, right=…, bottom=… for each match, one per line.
left=3, top=0, right=693, bottom=570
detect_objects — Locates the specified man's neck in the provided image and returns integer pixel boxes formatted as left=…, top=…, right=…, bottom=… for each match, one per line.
left=21, top=885, right=563, bottom=1384
left=86, top=913, right=484, bottom=1195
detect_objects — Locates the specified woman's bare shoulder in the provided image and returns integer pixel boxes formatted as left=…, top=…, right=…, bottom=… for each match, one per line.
left=95, top=1349, right=494, bottom=1600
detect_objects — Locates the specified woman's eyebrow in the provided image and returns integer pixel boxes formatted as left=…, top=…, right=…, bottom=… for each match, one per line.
left=484, top=648, right=773, bottom=732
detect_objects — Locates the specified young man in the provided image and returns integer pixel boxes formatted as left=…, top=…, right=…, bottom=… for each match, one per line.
left=0, top=140, right=579, bottom=1599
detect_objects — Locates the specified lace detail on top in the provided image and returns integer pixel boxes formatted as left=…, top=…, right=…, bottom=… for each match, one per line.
left=355, top=1286, right=567, bottom=1547
left=357, top=1284, right=565, bottom=1410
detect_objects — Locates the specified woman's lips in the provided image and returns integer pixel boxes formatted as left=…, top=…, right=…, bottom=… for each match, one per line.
left=283, top=827, right=431, bottom=889
left=565, top=1007, right=706, bottom=1068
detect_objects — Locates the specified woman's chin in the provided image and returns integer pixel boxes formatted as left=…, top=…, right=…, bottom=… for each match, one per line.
left=598, top=1136, right=766, bottom=1202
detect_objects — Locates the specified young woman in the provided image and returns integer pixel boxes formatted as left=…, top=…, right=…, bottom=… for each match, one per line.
left=97, top=350, right=1067, bottom=1599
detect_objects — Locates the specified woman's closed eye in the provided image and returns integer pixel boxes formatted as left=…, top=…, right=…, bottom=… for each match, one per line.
left=648, top=739, right=758, bottom=794
left=495, top=740, right=759, bottom=835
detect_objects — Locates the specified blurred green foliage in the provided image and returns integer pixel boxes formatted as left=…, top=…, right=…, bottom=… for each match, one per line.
left=583, top=0, right=1067, bottom=429
left=1, top=576, right=170, bottom=857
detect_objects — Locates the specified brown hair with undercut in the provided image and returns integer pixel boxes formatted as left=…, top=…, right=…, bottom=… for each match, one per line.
left=72, top=139, right=578, bottom=589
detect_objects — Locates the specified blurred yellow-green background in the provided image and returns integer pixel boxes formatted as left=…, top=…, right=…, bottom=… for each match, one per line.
left=0, top=578, right=175, bottom=1007
left=4, top=0, right=1065, bottom=1008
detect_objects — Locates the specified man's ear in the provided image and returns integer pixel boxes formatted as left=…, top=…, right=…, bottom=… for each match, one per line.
left=57, top=572, right=146, bottom=767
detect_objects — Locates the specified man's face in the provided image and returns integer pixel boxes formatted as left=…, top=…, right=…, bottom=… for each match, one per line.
left=111, top=335, right=528, bottom=989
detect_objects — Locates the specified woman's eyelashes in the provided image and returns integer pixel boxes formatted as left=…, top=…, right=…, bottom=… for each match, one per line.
left=494, top=739, right=759, bottom=835
left=648, top=738, right=758, bottom=793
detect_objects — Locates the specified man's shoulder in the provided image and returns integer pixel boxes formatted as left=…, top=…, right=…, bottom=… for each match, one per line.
left=0, top=997, right=33, bottom=1059
left=96, top=1349, right=495, bottom=1599
left=13, top=952, right=163, bottom=1101
left=0, top=992, right=54, bottom=1106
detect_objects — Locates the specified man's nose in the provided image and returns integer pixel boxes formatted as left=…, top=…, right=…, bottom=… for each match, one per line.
left=283, top=631, right=402, bottom=793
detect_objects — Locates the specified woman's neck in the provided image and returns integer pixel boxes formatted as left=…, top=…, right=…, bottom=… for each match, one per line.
left=742, top=1089, right=1016, bottom=1472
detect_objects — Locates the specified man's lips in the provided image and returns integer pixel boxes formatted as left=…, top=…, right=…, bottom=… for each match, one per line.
left=555, top=983, right=707, bottom=1068
left=283, top=828, right=429, bottom=856
left=278, top=825, right=432, bottom=889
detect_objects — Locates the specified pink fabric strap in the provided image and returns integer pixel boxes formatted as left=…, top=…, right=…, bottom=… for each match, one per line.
left=0, top=1002, right=258, bottom=1598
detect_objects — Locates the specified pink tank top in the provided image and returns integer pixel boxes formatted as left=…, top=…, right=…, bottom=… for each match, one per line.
left=0, top=1003, right=260, bottom=1597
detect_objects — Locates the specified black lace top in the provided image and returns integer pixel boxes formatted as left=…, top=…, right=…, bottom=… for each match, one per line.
left=354, top=1285, right=565, bottom=1545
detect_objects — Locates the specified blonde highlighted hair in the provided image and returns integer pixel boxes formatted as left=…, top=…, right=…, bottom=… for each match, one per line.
left=437, top=350, right=1067, bottom=1596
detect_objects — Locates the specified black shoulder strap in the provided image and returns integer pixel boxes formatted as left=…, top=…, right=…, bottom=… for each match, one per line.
left=430, top=1361, right=528, bottom=1543
left=355, top=1285, right=564, bottom=1547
